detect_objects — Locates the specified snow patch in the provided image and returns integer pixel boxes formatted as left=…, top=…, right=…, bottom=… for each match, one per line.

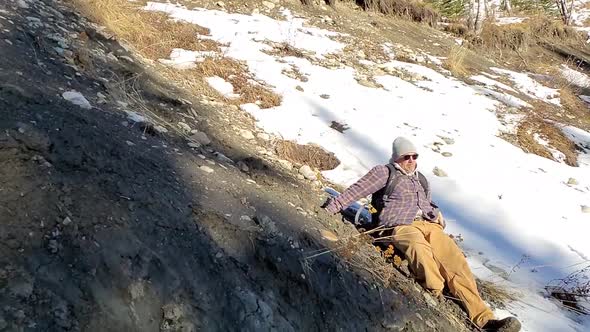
left=495, top=17, right=526, bottom=25
left=560, top=65, right=590, bottom=88
left=206, top=76, right=239, bottom=99
left=471, top=74, right=517, bottom=93
left=159, top=48, right=217, bottom=69
left=491, top=67, right=561, bottom=105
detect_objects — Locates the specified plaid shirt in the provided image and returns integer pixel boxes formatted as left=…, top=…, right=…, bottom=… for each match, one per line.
left=326, top=164, right=439, bottom=227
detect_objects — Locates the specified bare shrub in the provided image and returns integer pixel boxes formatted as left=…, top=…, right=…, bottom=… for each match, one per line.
left=275, top=140, right=340, bottom=170
left=443, top=22, right=470, bottom=37
left=545, top=263, right=590, bottom=315
left=472, top=21, right=530, bottom=52
left=469, top=16, right=582, bottom=54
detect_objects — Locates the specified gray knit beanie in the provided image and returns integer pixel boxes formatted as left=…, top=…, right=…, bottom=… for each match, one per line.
left=391, top=137, right=417, bottom=161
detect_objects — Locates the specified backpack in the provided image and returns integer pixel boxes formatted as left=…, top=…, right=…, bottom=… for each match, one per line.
left=370, top=164, right=429, bottom=224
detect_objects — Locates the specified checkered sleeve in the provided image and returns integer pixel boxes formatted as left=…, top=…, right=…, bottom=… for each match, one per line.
left=325, top=165, right=388, bottom=213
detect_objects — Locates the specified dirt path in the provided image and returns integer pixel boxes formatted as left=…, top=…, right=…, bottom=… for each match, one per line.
left=0, top=1, right=473, bottom=331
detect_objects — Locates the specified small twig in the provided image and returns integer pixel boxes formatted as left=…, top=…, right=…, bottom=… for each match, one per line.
left=0, top=206, right=15, bottom=216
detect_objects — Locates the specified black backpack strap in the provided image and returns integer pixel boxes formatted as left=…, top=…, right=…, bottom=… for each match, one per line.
left=383, top=163, right=400, bottom=197
left=417, top=171, right=429, bottom=198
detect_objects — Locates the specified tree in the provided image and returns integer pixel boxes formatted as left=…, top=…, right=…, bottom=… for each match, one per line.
left=502, top=0, right=512, bottom=13
left=555, top=0, right=575, bottom=25
left=468, top=0, right=488, bottom=33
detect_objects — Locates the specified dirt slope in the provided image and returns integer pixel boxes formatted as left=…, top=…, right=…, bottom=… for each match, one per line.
left=0, top=0, right=474, bottom=331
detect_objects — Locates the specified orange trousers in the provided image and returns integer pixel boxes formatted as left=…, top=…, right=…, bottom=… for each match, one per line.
left=392, top=221, right=494, bottom=328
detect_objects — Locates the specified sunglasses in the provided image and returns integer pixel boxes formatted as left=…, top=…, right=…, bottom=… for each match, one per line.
left=403, top=154, right=419, bottom=161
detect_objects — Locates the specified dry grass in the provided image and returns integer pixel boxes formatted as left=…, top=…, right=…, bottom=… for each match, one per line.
left=443, top=45, right=468, bottom=77
left=560, top=84, right=587, bottom=116
left=196, top=57, right=282, bottom=108
left=470, top=16, right=582, bottom=55
left=515, top=116, right=578, bottom=166
left=443, top=23, right=470, bottom=37
left=477, top=279, right=518, bottom=308
left=525, top=64, right=590, bottom=131
left=281, top=66, right=309, bottom=82
left=473, top=21, right=530, bottom=53
left=264, top=42, right=308, bottom=58
left=70, top=0, right=282, bottom=109
left=303, top=0, right=439, bottom=26
left=305, top=226, right=398, bottom=286
left=275, top=140, right=340, bottom=170
left=359, top=0, right=439, bottom=26
left=70, top=0, right=218, bottom=60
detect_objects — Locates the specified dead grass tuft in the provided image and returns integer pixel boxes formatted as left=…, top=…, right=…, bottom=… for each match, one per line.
left=470, top=16, right=582, bottom=54
left=443, top=45, right=468, bottom=77
left=477, top=279, right=517, bottom=308
left=281, top=66, right=309, bottom=82
left=70, top=0, right=218, bottom=60
left=275, top=140, right=340, bottom=170
left=560, top=85, right=587, bottom=117
left=265, top=42, right=308, bottom=58
left=473, top=21, right=530, bottom=53
left=196, top=57, right=282, bottom=108
left=360, top=0, right=440, bottom=26
left=529, top=16, right=581, bottom=41
left=443, top=22, right=470, bottom=37
left=515, top=116, right=578, bottom=166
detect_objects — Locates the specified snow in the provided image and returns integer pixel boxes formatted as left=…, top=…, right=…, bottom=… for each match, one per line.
left=473, top=86, right=531, bottom=108
left=147, top=2, right=590, bottom=330
left=205, top=76, right=239, bottom=99
left=491, top=67, right=561, bottom=105
left=495, top=17, right=527, bottom=25
left=62, top=90, right=92, bottom=110
left=560, top=65, right=590, bottom=88
left=562, top=125, right=590, bottom=167
left=158, top=48, right=217, bottom=69
left=572, top=0, right=590, bottom=26
left=471, top=74, right=518, bottom=93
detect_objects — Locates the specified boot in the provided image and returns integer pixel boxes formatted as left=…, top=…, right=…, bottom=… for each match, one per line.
left=482, top=317, right=521, bottom=332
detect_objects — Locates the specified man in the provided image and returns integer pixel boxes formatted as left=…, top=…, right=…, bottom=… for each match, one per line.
left=323, top=137, right=521, bottom=332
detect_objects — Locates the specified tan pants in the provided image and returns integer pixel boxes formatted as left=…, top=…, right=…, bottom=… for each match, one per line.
left=392, top=221, right=494, bottom=328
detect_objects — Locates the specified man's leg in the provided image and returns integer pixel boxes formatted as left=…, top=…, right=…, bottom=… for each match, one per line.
left=424, top=222, right=494, bottom=328
left=392, top=223, right=445, bottom=293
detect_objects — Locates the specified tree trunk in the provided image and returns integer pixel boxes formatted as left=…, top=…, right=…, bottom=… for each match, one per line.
left=469, top=0, right=487, bottom=34
left=555, top=0, right=576, bottom=25
left=503, top=0, right=512, bottom=14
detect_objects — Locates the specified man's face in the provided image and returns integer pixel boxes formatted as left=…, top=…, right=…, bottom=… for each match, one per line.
left=395, top=153, right=418, bottom=173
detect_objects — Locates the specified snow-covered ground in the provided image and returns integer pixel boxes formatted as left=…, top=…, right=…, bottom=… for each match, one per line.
left=146, top=2, right=590, bottom=330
